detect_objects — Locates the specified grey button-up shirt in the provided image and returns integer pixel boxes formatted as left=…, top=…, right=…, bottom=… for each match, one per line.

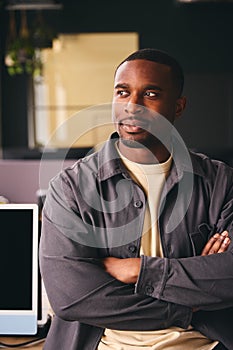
left=40, top=133, right=233, bottom=350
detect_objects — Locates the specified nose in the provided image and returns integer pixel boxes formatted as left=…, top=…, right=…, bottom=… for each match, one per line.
left=124, top=101, right=143, bottom=115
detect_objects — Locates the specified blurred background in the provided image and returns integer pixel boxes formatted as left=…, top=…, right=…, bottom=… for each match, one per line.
left=1, top=0, right=233, bottom=202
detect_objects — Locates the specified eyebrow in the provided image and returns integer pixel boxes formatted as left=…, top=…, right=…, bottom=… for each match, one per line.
left=114, top=83, right=129, bottom=89
left=144, top=84, right=163, bottom=91
left=114, top=83, right=163, bottom=91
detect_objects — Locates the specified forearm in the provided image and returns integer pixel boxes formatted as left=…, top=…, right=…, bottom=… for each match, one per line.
left=40, top=216, right=192, bottom=330
left=136, top=252, right=233, bottom=310
left=41, top=254, right=191, bottom=330
left=103, top=233, right=233, bottom=311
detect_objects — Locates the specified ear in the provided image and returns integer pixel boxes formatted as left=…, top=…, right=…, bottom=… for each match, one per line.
left=175, top=96, right=186, bottom=119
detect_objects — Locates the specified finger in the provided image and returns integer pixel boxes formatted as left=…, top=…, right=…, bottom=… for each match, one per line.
left=201, top=234, right=220, bottom=256
left=201, top=231, right=229, bottom=256
left=208, top=231, right=230, bottom=255
left=208, top=233, right=227, bottom=254
left=214, top=236, right=231, bottom=253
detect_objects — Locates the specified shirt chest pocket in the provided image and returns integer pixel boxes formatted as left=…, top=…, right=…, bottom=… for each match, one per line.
left=189, top=223, right=216, bottom=256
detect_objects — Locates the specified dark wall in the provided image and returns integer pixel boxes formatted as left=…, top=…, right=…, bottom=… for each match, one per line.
left=1, top=0, right=233, bottom=159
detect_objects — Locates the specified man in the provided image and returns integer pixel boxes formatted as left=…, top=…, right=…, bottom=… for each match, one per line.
left=40, top=48, right=233, bottom=349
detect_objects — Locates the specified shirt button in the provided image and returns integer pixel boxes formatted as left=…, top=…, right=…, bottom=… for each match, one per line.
left=128, top=245, right=137, bottom=253
left=134, top=200, right=143, bottom=208
left=145, top=285, right=154, bottom=294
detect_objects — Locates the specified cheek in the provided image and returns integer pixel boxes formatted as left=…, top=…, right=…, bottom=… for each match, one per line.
left=155, top=103, right=176, bottom=122
left=145, top=100, right=168, bottom=114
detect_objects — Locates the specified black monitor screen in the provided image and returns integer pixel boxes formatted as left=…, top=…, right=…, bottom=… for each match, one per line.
left=0, top=209, right=34, bottom=310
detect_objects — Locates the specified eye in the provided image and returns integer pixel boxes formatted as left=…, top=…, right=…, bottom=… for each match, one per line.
left=144, top=91, right=160, bottom=98
left=116, top=90, right=129, bottom=97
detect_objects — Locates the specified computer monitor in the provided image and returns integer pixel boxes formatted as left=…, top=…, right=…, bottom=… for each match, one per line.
left=0, top=204, right=38, bottom=335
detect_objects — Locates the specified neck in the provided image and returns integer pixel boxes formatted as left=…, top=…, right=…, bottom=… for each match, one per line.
left=118, top=141, right=171, bottom=164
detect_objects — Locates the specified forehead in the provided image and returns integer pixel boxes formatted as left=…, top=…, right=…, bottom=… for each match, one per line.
left=114, top=59, right=173, bottom=88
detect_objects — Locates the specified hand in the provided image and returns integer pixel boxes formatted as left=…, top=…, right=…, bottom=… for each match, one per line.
left=102, top=257, right=141, bottom=284
left=201, top=230, right=230, bottom=256
left=193, top=231, right=231, bottom=312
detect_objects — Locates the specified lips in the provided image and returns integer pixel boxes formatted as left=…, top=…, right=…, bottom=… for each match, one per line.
left=119, top=118, right=149, bottom=133
left=121, top=124, right=145, bottom=133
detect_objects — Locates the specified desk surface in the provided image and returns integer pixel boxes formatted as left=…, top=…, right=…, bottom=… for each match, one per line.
left=0, top=337, right=45, bottom=349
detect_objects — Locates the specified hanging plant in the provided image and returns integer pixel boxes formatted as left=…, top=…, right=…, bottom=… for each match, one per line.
left=5, top=10, right=43, bottom=77
left=5, top=38, right=35, bottom=75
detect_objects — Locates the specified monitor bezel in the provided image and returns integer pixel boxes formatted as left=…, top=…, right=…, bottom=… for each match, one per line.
left=0, top=203, right=38, bottom=335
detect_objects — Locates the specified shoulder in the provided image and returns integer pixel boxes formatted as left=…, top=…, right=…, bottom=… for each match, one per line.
left=190, top=150, right=232, bottom=169
left=50, top=150, right=100, bottom=188
left=50, top=135, right=122, bottom=188
left=189, top=150, right=233, bottom=184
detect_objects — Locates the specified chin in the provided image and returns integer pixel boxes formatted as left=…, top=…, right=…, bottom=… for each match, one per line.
left=119, top=130, right=153, bottom=149
left=120, top=137, right=146, bottom=149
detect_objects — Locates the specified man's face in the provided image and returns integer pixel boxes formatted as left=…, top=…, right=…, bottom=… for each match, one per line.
left=112, top=59, right=186, bottom=149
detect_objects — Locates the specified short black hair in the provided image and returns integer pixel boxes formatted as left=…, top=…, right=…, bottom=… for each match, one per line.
left=116, top=48, right=184, bottom=97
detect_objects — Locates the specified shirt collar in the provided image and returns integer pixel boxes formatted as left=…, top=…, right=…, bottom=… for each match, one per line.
left=97, top=132, right=129, bottom=181
left=97, top=132, right=206, bottom=182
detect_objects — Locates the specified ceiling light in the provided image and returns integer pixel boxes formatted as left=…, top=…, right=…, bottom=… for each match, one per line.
left=6, top=0, right=63, bottom=11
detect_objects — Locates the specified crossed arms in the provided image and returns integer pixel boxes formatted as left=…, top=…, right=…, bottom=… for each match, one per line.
left=40, top=202, right=233, bottom=332
left=40, top=166, right=233, bottom=331
left=103, top=231, right=231, bottom=284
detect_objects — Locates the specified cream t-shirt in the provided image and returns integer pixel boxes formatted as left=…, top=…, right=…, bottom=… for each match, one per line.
left=98, top=145, right=218, bottom=350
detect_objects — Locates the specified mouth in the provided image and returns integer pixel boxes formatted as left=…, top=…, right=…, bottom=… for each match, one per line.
left=119, top=118, right=149, bottom=134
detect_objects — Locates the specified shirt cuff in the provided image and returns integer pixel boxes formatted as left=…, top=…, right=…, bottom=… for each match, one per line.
left=135, top=255, right=168, bottom=299
left=135, top=255, right=192, bottom=329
